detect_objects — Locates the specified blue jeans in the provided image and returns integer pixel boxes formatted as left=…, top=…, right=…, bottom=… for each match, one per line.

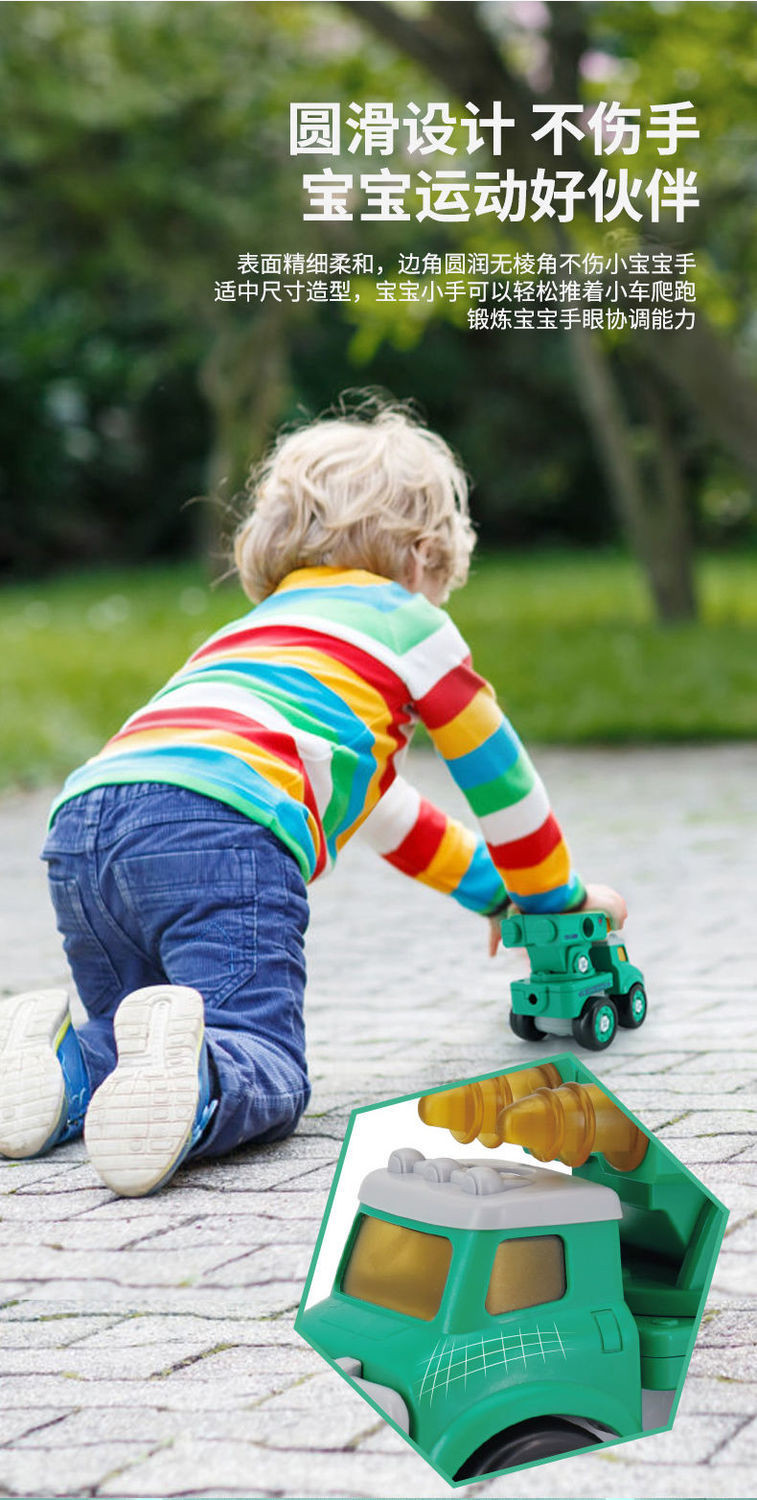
left=41, top=783, right=311, bottom=1157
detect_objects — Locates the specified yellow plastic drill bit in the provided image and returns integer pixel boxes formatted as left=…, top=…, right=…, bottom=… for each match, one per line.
left=497, top=1081, right=648, bottom=1172
left=418, top=1064, right=563, bottom=1148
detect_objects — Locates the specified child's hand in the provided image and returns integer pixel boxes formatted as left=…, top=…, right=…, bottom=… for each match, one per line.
left=579, top=883, right=628, bottom=930
left=487, top=916, right=502, bottom=957
left=486, top=883, right=628, bottom=955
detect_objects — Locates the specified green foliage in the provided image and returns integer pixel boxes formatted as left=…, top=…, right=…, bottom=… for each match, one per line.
left=0, top=1, right=355, bottom=569
left=1, top=552, right=754, bottom=795
left=591, top=1, right=757, bottom=327
left=1, top=2, right=756, bottom=579
left=0, top=565, right=247, bottom=787
left=449, top=551, right=757, bottom=741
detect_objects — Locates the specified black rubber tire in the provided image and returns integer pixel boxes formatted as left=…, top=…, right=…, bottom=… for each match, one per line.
left=455, top=1416, right=600, bottom=1479
left=509, top=1010, right=547, bottom=1042
left=571, top=995, right=618, bottom=1051
left=618, top=982, right=647, bottom=1029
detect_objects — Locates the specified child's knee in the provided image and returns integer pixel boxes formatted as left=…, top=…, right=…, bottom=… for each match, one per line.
left=263, top=1078, right=311, bottom=1143
left=198, top=1063, right=310, bottom=1157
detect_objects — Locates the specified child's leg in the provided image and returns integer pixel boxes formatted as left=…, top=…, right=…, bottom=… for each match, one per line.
left=194, top=859, right=310, bottom=1156
left=43, top=791, right=167, bottom=1093
left=45, top=784, right=311, bottom=1155
left=0, top=789, right=168, bottom=1160
left=108, top=815, right=311, bottom=1157
left=43, top=879, right=165, bottom=1096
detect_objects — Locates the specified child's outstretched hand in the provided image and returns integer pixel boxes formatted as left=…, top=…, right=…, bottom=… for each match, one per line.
left=487, top=882, right=628, bottom=956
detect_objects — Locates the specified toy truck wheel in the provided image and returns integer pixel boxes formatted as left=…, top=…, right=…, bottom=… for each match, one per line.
left=454, top=1416, right=600, bottom=1478
left=618, top=981, right=647, bottom=1029
left=572, top=996, right=618, bottom=1051
left=509, top=1010, right=547, bottom=1043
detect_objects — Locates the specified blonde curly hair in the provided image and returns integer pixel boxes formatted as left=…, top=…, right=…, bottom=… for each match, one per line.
left=233, top=397, right=476, bottom=604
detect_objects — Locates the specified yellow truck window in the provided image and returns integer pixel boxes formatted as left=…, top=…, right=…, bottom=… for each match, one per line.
left=342, top=1216, right=452, bottom=1321
left=486, top=1235, right=566, bottom=1316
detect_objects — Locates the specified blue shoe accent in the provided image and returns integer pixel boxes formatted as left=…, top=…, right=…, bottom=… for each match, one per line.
left=55, top=1015, right=91, bottom=1144
left=84, top=985, right=217, bottom=1197
left=188, top=1038, right=218, bottom=1154
left=0, top=990, right=90, bottom=1159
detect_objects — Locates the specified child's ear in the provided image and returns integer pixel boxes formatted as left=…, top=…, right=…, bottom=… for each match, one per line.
left=404, top=542, right=427, bottom=593
left=413, top=537, right=434, bottom=563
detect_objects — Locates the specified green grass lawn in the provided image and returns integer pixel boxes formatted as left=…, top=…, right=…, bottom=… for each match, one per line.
left=452, top=550, right=757, bottom=742
left=1, top=550, right=755, bottom=791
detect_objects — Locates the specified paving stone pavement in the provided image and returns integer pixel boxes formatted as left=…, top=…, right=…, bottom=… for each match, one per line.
left=0, top=745, right=755, bottom=1500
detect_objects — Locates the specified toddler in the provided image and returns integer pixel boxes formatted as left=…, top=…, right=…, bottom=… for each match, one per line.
left=0, top=401, right=625, bottom=1196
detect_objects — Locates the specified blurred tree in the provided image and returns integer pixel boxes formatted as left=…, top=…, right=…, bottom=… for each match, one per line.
left=345, top=0, right=757, bottom=620
left=0, top=1, right=598, bottom=569
left=0, top=2, right=299, bottom=567
left=1, top=0, right=755, bottom=613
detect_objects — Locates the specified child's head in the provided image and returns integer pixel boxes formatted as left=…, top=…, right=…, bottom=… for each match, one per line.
left=234, top=396, right=475, bottom=605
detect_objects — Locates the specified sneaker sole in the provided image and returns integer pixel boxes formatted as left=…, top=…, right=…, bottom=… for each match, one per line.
left=0, top=989, right=69, bottom=1158
left=84, top=985, right=204, bottom=1197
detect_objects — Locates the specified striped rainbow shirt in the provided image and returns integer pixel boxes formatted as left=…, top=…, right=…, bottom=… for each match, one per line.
left=51, top=567, right=585, bottom=917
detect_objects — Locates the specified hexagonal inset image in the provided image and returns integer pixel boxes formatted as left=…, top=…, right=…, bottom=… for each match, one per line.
left=296, top=1056, right=727, bottom=1486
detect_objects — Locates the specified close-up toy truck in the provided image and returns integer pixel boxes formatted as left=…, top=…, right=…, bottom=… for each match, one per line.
left=501, top=908, right=647, bottom=1049
left=298, top=1063, right=726, bottom=1485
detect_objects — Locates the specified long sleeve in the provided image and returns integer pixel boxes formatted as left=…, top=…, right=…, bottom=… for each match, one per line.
left=412, top=641, right=585, bottom=915
left=359, top=774, right=508, bottom=914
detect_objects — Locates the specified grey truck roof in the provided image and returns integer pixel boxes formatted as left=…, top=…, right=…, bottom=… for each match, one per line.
left=359, top=1149, right=622, bottom=1232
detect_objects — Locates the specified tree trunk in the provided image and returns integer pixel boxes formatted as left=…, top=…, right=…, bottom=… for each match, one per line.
left=341, top=0, right=757, bottom=621
left=636, top=367, right=698, bottom=620
left=646, top=320, right=757, bottom=483
left=568, top=330, right=697, bottom=620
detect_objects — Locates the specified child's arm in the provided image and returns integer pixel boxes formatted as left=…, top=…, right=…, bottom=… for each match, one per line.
left=360, top=595, right=624, bottom=932
left=412, top=650, right=586, bottom=917
left=359, top=773, right=510, bottom=916
left=385, top=598, right=612, bottom=921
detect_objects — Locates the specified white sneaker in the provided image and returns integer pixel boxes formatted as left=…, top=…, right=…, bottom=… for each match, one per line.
left=0, top=989, right=89, bottom=1158
left=84, top=985, right=215, bottom=1197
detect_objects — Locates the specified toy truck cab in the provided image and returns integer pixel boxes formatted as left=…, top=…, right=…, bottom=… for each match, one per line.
left=501, top=910, right=647, bottom=1050
left=299, top=1147, right=646, bottom=1481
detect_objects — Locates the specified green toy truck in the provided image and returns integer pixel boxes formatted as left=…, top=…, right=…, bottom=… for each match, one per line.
left=501, top=909, right=646, bottom=1050
left=298, top=1076, right=726, bottom=1483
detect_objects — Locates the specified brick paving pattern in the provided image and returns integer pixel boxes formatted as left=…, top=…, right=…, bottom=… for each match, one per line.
left=0, top=746, right=755, bottom=1499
